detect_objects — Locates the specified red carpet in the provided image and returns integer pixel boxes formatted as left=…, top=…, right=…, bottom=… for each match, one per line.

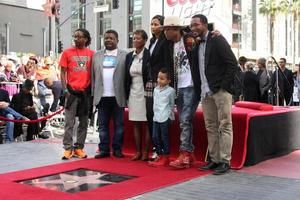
left=0, top=157, right=210, bottom=200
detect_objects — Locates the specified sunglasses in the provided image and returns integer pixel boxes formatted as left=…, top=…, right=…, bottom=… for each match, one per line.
left=72, top=35, right=86, bottom=39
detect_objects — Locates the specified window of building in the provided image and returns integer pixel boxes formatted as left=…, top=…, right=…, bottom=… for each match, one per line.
left=129, top=0, right=142, bottom=14
left=128, top=15, right=142, bottom=32
left=128, top=0, right=142, bottom=47
left=99, top=17, right=112, bottom=48
left=71, top=5, right=78, bottom=20
left=0, top=33, right=6, bottom=54
left=100, top=18, right=111, bottom=34
left=232, top=33, right=241, bottom=49
left=70, top=0, right=86, bottom=37
left=232, top=0, right=242, bottom=49
left=96, top=0, right=112, bottom=49
left=71, top=22, right=78, bottom=34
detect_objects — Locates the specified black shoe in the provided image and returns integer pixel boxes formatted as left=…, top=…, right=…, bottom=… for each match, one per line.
left=95, top=152, right=110, bottom=159
left=213, top=163, right=230, bottom=175
left=199, top=162, right=219, bottom=171
left=113, top=150, right=124, bottom=158
left=38, top=133, right=49, bottom=139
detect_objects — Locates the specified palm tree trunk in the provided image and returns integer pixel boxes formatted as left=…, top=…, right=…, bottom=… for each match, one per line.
left=270, top=19, right=274, bottom=55
left=293, top=12, right=296, bottom=70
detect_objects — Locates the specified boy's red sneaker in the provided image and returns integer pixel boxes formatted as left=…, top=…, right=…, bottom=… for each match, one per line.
left=148, top=155, right=169, bottom=166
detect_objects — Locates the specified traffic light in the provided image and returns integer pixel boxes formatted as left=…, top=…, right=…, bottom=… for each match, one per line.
left=51, top=4, right=56, bottom=15
left=112, top=0, right=119, bottom=9
left=58, top=41, right=63, bottom=53
left=51, top=2, right=60, bottom=16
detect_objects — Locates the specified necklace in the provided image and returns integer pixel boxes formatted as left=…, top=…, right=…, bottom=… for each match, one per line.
left=75, top=48, right=87, bottom=68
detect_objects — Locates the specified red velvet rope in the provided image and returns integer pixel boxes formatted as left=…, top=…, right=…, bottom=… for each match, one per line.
left=0, top=108, right=64, bottom=124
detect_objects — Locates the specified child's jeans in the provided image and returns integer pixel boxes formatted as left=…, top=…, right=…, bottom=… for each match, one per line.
left=152, top=119, right=171, bottom=155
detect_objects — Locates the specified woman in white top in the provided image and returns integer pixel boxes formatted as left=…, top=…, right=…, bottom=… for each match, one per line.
left=125, top=29, right=151, bottom=161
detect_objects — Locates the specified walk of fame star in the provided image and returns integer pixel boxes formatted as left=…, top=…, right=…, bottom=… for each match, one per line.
left=18, top=169, right=136, bottom=193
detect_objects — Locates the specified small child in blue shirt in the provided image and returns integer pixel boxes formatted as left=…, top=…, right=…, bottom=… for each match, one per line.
left=149, top=68, right=175, bottom=166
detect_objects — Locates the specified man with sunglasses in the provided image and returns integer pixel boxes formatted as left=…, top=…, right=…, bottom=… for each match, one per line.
left=59, top=28, right=94, bottom=160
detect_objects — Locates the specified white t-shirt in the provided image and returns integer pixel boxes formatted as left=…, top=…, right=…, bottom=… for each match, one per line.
left=103, top=49, right=118, bottom=97
left=174, top=38, right=193, bottom=88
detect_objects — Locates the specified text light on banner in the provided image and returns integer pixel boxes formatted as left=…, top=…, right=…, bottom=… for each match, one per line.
left=93, top=4, right=109, bottom=13
left=164, top=0, right=215, bottom=25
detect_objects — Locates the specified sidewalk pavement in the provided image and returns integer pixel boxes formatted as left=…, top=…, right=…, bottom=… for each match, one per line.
left=1, top=138, right=300, bottom=200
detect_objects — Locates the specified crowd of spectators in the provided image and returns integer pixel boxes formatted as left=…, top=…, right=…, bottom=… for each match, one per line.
left=234, top=56, right=298, bottom=106
left=0, top=54, right=62, bottom=143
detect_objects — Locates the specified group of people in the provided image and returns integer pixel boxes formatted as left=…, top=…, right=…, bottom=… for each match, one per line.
left=0, top=52, right=63, bottom=142
left=61, top=13, right=237, bottom=175
left=1, top=12, right=298, bottom=175
left=234, top=56, right=296, bottom=106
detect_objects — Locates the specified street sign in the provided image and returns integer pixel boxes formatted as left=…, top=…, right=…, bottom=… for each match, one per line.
left=93, top=4, right=109, bottom=13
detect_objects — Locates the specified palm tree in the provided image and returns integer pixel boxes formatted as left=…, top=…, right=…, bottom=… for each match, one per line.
left=259, top=0, right=282, bottom=55
left=279, top=0, right=292, bottom=56
left=290, top=0, right=300, bottom=68
left=278, top=0, right=300, bottom=68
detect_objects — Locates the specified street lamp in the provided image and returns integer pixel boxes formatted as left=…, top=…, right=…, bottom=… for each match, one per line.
left=5, top=22, right=11, bottom=54
left=43, top=28, right=47, bottom=56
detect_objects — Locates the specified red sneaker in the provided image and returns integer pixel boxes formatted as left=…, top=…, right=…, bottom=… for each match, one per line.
left=149, top=155, right=169, bottom=167
left=169, top=151, right=193, bottom=169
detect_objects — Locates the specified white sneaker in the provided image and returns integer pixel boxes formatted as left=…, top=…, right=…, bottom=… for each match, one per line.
left=151, top=151, right=158, bottom=160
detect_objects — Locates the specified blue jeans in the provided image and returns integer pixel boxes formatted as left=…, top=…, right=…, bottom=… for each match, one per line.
left=152, top=119, right=171, bottom=155
left=177, top=87, right=199, bottom=152
left=5, top=114, right=14, bottom=142
left=37, top=80, right=47, bottom=106
left=0, top=107, right=24, bottom=142
left=97, top=97, right=124, bottom=153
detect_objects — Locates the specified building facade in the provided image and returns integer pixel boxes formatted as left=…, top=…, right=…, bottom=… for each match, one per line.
left=58, top=0, right=300, bottom=68
left=0, top=1, right=48, bottom=55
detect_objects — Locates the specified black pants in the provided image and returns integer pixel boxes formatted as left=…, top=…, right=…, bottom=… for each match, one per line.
left=14, top=111, right=39, bottom=141
left=284, top=92, right=293, bottom=106
left=259, top=91, right=269, bottom=104
left=145, top=97, right=154, bottom=138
